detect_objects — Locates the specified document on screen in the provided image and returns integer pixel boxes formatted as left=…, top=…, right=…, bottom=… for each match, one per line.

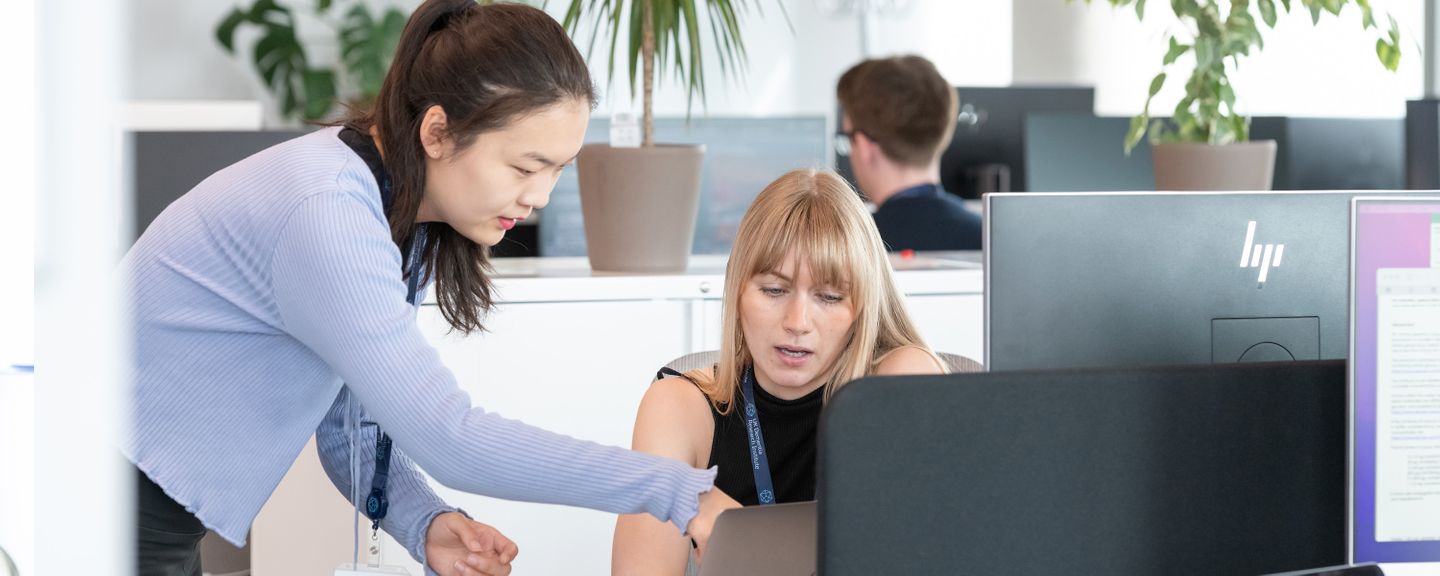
left=1375, top=267, right=1440, bottom=543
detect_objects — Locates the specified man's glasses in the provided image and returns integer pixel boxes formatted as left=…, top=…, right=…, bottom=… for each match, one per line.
left=834, top=129, right=869, bottom=157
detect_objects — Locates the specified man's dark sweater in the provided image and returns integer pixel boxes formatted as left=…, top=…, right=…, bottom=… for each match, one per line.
left=871, top=183, right=983, bottom=251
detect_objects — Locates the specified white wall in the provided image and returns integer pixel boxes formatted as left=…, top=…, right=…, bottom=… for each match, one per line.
left=577, top=0, right=1013, bottom=118
left=128, top=0, right=1014, bottom=125
left=38, top=0, right=133, bottom=575
left=128, top=0, right=359, bottom=127
left=1014, top=0, right=1425, bottom=118
left=131, top=0, right=1426, bottom=124
left=1, top=0, right=35, bottom=369
left=0, top=0, right=35, bottom=571
left=128, top=0, right=259, bottom=100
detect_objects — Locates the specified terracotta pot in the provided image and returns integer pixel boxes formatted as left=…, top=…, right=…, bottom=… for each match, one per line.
left=575, top=143, right=705, bottom=272
left=1152, top=140, right=1277, bottom=191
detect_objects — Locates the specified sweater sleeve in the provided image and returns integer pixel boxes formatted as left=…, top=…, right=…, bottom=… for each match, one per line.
left=269, top=191, right=715, bottom=533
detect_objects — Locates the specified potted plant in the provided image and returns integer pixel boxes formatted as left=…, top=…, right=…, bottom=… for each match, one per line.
left=555, top=0, right=783, bottom=272
left=215, top=0, right=427, bottom=122
left=1080, top=0, right=1403, bottom=190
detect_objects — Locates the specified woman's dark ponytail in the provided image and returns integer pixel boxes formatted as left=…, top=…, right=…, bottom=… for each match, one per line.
left=370, top=0, right=470, bottom=250
left=345, top=0, right=595, bottom=334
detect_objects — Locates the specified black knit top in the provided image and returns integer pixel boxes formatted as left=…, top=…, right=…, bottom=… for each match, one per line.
left=703, top=374, right=824, bottom=506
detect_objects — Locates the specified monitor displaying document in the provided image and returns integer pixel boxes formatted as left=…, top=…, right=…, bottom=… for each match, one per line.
left=1349, top=197, right=1440, bottom=572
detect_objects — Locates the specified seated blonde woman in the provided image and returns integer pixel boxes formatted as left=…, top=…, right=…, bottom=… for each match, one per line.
left=612, top=168, right=953, bottom=574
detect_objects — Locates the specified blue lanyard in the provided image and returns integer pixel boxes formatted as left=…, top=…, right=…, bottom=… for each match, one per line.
left=365, top=225, right=428, bottom=531
left=739, top=367, right=777, bottom=505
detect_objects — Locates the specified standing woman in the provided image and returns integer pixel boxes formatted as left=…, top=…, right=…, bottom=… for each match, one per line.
left=123, top=2, right=735, bottom=575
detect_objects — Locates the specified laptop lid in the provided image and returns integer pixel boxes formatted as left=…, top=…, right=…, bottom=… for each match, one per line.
left=697, top=501, right=815, bottom=576
left=1348, top=196, right=1440, bottom=574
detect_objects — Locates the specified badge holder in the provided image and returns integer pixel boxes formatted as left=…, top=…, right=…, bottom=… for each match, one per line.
left=335, top=399, right=412, bottom=576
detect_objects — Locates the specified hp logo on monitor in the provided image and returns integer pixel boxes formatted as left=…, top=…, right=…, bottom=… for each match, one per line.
left=1238, top=221, right=1284, bottom=286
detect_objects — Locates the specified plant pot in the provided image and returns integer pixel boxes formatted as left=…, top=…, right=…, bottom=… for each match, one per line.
left=1152, top=140, right=1277, bottom=191
left=575, top=143, right=704, bottom=272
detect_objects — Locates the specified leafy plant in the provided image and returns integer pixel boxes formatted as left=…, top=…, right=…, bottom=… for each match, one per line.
left=216, top=0, right=409, bottom=121
left=1078, top=0, right=1404, bottom=153
left=552, top=0, right=788, bottom=146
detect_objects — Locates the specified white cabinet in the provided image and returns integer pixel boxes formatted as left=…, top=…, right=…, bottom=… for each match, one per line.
left=252, top=255, right=984, bottom=575
left=404, top=299, right=695, bottom=574
left=906, top=294, right=984, bottom=361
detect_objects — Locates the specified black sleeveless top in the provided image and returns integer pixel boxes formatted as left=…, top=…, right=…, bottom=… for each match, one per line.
left=659, top=366, right=824, bottom=506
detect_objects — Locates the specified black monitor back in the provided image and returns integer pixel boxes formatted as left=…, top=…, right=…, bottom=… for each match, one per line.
left=1024, top=114, right=1156, bottom=192
left=1250, top=117, right=1404, bottom=191
left=1022, top=115, right=1402, bottom=194
left=940, top=86, right=1095, bottom=198
left=818, top=361, right=1346, bottom=576
left=984, top=190, right=1428, bottom=372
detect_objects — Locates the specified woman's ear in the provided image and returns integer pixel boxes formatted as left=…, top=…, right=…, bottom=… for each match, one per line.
left=419, top=105, right=450, bottom=160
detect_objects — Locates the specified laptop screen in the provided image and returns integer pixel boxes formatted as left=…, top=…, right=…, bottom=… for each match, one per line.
left=1350, top=197, right=1440, bottom=564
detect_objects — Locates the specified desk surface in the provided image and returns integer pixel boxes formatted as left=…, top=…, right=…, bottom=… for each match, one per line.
left=433, top=252, right=984, bottom=304
left=489, top=251, right=981, bottom=278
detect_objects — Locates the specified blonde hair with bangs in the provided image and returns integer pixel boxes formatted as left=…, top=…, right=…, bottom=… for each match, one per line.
left=689, top=168, right=937, bottom=414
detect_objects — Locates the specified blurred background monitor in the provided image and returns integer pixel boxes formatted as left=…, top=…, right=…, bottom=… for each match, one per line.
left=984, top=190, right=1427, bottom=372
left=132, top=129, right=549, bottom=256
left=1406, top=99, right=1440, bottom=189
left=836, top=85, right=1095, bottom=199
left=1022, top=115, right=1403, bottom=193
left=132, top=130, right=307, bottom=242
left=1024, top=114, right=1154, bottom=192
left=1251, top=116, right=1404, bottom=191
left=540, top=116, right=828, bottom=257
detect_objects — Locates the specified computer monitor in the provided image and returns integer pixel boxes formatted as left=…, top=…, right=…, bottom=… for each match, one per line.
left=1348, top=196, right=1440, bottom=574
left=132, top=131, right=307, bottom=241
left=1405, top=100, right=1440, bottom=189
left=984, top=190, right=1430, bottom=372
left=540, top=116, right=828, bottom=257
left=819, top=362, right=1347, bottom=576
left=1022, top=116, right=1404, bottom=194
left=835, top=86, right=1094, bottom=199
left=1252, top=117, right=1405, bottom=191
left=1023, top=114, right=1155, bottom=192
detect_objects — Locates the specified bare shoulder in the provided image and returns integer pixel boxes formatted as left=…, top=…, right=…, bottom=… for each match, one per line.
left=631, top=376, right=715, bottom=468
left=874, top=346, right=948, bottom=376
left=641, top=376, right=713, bottom=418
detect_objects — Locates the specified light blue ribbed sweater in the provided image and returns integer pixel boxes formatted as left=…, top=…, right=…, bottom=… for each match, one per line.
left=121, top=127, right=715, bottom=566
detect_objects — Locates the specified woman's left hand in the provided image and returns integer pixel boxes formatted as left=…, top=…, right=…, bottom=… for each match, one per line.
left=424, top=512, right=518, bottom=576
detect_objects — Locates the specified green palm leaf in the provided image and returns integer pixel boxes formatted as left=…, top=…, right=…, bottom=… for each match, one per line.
left=1077, top=0, right=1402, bottom=151
left=552, top=0, right=788, bottom=145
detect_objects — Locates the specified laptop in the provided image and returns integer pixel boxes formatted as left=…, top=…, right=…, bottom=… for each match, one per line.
left=697, top=501, right=815, bottom=576
left=1348, top=196, right=1440, bottom=576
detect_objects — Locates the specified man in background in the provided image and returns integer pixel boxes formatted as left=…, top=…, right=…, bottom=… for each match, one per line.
left=837, top=55, right=982, bottom=251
